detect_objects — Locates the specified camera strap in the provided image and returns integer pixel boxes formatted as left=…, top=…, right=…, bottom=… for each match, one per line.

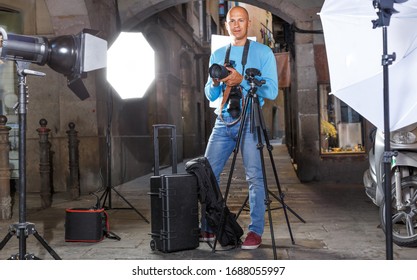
left=219, top=39, right=250, bottom=126
left=224, top=38, right=250, bottom=75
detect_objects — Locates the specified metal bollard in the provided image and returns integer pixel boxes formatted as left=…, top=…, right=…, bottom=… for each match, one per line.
left=0, top=115, right=12, bottom=219
left=37, top=118, right=52, bottom=208
left=67, top=122, right=80, bottom=199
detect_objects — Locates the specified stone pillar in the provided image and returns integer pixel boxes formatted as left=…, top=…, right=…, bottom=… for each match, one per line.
left=293, top=20, right=320, bottom=182
left=0, top=115, right=12, bottom=219
left=67, top=122, right=80, bottom=199
left=37, top=118, right=52, bottom=209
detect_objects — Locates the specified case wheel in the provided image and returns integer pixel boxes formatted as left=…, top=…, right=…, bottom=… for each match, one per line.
left=150, top=239, right=156, bottom=251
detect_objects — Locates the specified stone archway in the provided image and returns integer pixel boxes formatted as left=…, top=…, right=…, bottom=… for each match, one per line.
left=118, top=0, right=320, bottom=29
left=117, top=0, right=326, bottom=182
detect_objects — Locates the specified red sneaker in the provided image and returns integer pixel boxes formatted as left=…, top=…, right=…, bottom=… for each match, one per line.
left=241, top=232, right=262, bottom=249
left=199, top=231, right=215, bottom=242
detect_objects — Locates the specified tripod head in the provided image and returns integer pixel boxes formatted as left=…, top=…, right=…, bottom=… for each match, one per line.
left=245, top=68, right=265, bottom=90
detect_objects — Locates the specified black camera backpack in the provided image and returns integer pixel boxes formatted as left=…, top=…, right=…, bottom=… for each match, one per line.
left=185, top=157, right=243, bottom=247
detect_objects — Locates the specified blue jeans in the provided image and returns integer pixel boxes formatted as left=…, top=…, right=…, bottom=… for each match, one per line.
left=203, top=115, right=266, bottom=236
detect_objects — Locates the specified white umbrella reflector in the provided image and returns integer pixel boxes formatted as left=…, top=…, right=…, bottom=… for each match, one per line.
left=319, top=0, right=417, bottom=131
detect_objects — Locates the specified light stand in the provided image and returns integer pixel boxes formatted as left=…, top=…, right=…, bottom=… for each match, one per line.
left=0, top=61, right=61, bottom=259
left=98, top=89, right=149, bottom=223
left=212, top=68, right=303, bottom=260
left=381, top=24, right=395, bottom=261
left=371, top=0, right=403, bottom=260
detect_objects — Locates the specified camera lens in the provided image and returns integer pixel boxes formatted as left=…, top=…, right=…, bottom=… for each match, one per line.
left=227, top=87, right=242, bottom=118
left=209, top=63, right=229, bottom=79
left=227, top=99, right=240, bottom=118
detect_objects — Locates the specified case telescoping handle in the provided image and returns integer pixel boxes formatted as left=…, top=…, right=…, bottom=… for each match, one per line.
left=152, top=124, right=177, bottom=176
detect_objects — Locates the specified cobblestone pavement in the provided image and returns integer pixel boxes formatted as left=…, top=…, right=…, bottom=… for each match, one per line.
left=0, top=144, right=416, bottom=260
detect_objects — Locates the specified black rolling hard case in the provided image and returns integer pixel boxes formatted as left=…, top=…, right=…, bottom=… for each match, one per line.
left=149, top=124, right=200, bottom=253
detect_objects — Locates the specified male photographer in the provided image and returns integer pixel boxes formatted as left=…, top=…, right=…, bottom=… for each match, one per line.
left=203, top=6, right=278, bottom=249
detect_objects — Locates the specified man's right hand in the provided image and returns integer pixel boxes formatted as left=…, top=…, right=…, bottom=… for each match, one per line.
left=221, top=67, right=243, bottom=87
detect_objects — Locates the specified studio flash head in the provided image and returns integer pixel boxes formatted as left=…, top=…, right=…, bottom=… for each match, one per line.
left=0, top=27, right=107, bottom=100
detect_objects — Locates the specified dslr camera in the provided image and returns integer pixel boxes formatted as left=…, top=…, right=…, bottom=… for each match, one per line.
left=208, top=61, right=242, bottom=118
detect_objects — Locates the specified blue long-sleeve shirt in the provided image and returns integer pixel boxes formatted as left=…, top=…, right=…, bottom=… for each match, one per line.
left=204, top=39, right=278, bottom=116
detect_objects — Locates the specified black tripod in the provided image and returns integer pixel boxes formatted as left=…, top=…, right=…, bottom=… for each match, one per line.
left=213, top=68, right=303, bottom=260
left=236, top=189, right=305, bottom=227
left=98, top=89, right=149, bottom=223
left=0, top=61, right=61, bottom=259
